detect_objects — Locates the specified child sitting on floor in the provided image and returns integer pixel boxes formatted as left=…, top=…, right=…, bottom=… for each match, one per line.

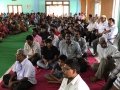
left=45, top=55, right=67, bottom=83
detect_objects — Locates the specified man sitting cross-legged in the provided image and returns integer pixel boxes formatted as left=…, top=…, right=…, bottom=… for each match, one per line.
left=45, top=55, right=67, bottom=83
left=2, top=49, right=37, bottom=90
left=37, top=38, right=59, bottom=69
left=91, top=37, right=118, bottom=82
left=24, top=35, right=41, bottom=66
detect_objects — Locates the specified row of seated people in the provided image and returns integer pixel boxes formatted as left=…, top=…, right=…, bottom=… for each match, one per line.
left=86, top=15, right=120, bottom=90
left=2, top=49, right=89, bottom=90
left=86, top=15, right=119, bottom=56
left=85, top=14, right=120, bottom=90
left=22, top=14, right=120, bottom=90
left=1, top=13, right=120, bottom=90
left=2, top=36, right=120, bottom=90
left=1, top=26, right=90, bottom=90
left=0, top=14, right=28, bottom=41
left=0, top=12, right=46, bottom=41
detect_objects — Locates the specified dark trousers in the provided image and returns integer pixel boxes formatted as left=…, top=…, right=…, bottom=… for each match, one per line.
left=118, top=38, right=120, bottom=51
left=92, top=38, right=99, bottom=54
left=102, top=77, right=117, bottom=90
left=3, top=74, right=33, bottom=90
left=29, top=53, right=41, bottom=66
left=12, top=80, right=33, bottom=90
left=86, top=31, right=97, bottom=46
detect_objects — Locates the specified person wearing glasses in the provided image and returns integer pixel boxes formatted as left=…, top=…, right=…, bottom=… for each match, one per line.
left=59, top=59, right=89, bottom=90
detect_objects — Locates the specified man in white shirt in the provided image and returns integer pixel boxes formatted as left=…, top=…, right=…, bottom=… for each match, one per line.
left=24, top=35, right=41, bottom=65
left=103, top=62, right=120, bottom=90
left=48, top=29, right=59, bottom=47
left=102, top=18, right=118, bottom=44
left=59, top=32, right=82, bottom=59
left=92, top=15, right=108, bottom=55
left=59, top=59, right=90, bottom=90
left=91, top=37, right=118, bottom=82
left=86, top=17, right=98, bottom=46
left=74, top=30, right=87, bottom=58
left=96, top=15, right=108, bottom=34
left=2, top=49, right=37, bottom=90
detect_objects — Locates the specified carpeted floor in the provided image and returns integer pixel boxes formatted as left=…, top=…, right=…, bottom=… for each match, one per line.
left=0, top=29, right=32, bottom=77
left=0, top=49, right=105, bottom=90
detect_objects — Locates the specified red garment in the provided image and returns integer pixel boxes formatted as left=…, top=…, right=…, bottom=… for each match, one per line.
left=54, top=31, right=60, bottom=36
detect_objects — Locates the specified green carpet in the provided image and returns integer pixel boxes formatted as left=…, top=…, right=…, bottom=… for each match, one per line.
left=0, top=28, right=32, bottom=77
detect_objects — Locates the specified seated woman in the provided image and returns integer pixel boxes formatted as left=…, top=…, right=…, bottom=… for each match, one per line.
left=0, top=32, right=3, bottom=41
left=37, top=38, right=59, bottom=69
left=11, top=21, right=21, bottom=34
left=45, top=55, right=67, bottom=83
left=19, top=20, right=27, bottom=32
left=2, top=24, right=9, bottom=35
left=0, top=22, right=6, bottom=38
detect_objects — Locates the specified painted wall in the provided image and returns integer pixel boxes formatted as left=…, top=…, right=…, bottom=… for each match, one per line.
left=101, top=0, right=113, bottom=18
left=0, top=0, right=81, bottom=15
left=81, top=0, right=86, bottom=13
left=0, top=0, right=34, bottom=13
left=86, top=0, right=95, bottom=17
left=70, top=0, right=81, bottom=16
left=39, top=0, right=45, bottom=13
left=39, top=0, right=81, bottom=15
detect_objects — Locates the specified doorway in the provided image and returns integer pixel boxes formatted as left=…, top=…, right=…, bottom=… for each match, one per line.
left=46, top=1, right=70, bottom=17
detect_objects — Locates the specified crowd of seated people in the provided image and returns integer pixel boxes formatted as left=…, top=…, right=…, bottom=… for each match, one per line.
left=1, top=12, right=120, bottom=90
left=0, top=12, right=45, bottom=41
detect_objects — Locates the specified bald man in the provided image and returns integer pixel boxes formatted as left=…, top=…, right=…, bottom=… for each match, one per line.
left=91, top=37, right=118, bottom=82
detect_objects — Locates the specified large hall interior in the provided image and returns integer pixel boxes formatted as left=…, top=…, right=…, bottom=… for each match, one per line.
left=0, top=0, right=120, bottom=90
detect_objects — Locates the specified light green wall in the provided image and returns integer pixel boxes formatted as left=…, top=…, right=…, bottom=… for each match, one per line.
left=0, top=0, right=34, bottom=13
left=39, top=0, right=45, bottom=13
left=70, top=0, right=81, bottom=16
left=38, top=0, right=81, bottom=15
left=0, top=0, right=81, bottom=14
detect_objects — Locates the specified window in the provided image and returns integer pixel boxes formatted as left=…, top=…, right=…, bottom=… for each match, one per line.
left=64, top=2, right=69, bottom=4
left=112, top=0, right=120, bottom=25
left=46, top=1, right=70, bottom=17
left=13, top=6, right=17, bottom=14
left=8, top=5, right=22, bottom=14
left=8, top=6, right=13, bottom=13
left=18, top=6, right=22, bottom=13
left=46, top=2, right=52, bottom=4
left=94, top=2, right=101, bottom=16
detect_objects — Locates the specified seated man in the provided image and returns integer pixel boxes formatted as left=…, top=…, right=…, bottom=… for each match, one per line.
left=59, top=59, right=90, bottom=90
left=92, top=18, right=118, bottom=56
left=2, top=49, right=37, bottom=90
left=103, top=62, right=120, bottom=90
left=59, top=32, right=82, bottom=59
left=48, top=28, right=59, bottom=47
left=74, top=30, right=87, bottom=58
left=111, top=77, right=120, bottom=90
left=24, top=35, right=41, bottom=65
left=32, top=28, right=42, bottom=46
left=45, top=55, right=67, bottom=83
left=37, top=38, right=59, bottom=69
left=91, top=37, right=118, bottom=82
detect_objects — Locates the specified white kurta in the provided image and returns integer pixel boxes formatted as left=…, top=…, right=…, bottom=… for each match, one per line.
left=12, top=58, right=37, bottom=84
left=59, top=74, right=90, bottom=90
